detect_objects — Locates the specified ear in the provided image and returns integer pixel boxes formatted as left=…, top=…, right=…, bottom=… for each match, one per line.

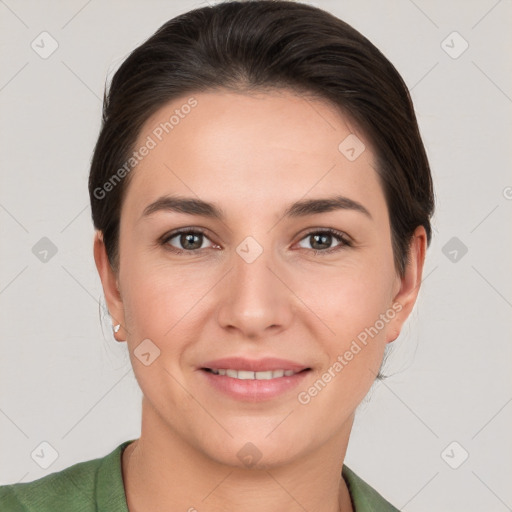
left=93, top=231, right=127, bottom=342
left=385, top=225, right=427, bottom=343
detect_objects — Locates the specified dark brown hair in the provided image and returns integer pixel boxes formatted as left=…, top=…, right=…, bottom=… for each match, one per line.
left=89, top=0, right=434, bottom=277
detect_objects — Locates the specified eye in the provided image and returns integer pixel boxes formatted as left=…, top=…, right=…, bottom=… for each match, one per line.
left=161, top=228, right=216, bottom=254
left=296, top=228, right=351, bottom=254
left=160, top=227, right=351, bottom=256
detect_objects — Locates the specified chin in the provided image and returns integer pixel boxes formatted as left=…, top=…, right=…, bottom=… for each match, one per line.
left=199, top=433, right=309, bottom=471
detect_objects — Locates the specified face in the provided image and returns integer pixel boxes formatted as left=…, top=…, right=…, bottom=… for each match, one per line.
left=96, top=89, right=424, bottom=468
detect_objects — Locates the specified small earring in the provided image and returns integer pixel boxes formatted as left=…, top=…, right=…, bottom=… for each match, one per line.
left=113, top=324, right=121, bottom=333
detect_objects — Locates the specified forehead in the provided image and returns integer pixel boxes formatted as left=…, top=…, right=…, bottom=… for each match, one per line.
left=122, top=89, right=384, bottom=221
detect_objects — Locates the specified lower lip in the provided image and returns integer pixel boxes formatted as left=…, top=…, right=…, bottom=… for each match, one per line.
left=199, top=369, right=311, bottom=402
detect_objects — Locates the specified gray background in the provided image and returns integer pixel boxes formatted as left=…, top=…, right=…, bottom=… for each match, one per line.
left=1, top=0, right=511, bottom=510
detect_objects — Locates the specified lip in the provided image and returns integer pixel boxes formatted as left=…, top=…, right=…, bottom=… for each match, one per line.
left=200, top=357, right=309, bottom=373
left=198, top=357, right=311, bottom=402
left=199, top=367, right=311, bottom=402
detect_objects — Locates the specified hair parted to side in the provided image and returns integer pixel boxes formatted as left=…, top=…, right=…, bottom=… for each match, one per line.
left=88, top=0, right=434, bottom=278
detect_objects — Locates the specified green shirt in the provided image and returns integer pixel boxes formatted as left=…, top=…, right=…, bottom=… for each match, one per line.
left=0, top=440, right=400, bottom=511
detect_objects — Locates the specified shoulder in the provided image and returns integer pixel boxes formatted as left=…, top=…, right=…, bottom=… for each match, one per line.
left=0, top=440, right=133, bottom=512
left=342, top=465, right=401, bottom=511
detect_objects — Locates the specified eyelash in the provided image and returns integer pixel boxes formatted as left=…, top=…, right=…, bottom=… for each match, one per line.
left=159, top=227, right=352, bottom=256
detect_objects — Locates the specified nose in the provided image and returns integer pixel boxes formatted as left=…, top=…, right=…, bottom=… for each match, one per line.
left=216, top=241, right=293, bottom=339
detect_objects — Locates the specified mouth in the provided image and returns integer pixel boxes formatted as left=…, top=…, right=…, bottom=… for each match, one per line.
left=198, top=357, right=312, bottom=401
left=201, top=368, right=311, bottom=380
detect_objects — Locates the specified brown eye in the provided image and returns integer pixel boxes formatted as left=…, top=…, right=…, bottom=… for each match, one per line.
left=179, top=232, right=203, bottom=250
left=162, top=229, right=214, bottom=253
left=297, top=229, right=351, bottom=253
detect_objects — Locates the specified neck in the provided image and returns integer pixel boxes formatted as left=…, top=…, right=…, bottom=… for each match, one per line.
left=122, top=399, right=355, bottom=512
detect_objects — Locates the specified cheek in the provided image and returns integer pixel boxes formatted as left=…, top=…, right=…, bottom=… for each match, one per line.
left=305, top=254, right=397, bottom=379
left=121, top=244, right=397, bottom=343
left=122, top=267, right=202, bottom=333
left=119, top=265, right=206, bottom=401
left=292, top=271, right=396, bottom=425
left=312, top=258, right=396, bottom=334
left=119, top=249, right=222, bottom=358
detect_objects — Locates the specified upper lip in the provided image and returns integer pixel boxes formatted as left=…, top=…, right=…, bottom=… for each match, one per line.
left=200, top=357, right=310, bottom=373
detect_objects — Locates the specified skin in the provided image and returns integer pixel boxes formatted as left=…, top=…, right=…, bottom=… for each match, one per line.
left=94, top=89, right=426, bottom=512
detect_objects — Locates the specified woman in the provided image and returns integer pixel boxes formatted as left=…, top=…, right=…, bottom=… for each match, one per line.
left=0, top=1, right=434, bottom=510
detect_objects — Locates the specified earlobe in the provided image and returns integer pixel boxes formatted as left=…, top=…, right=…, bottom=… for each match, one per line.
left=93, top=231, right=127, bottom=342
left=386, top=226, right=427, bottom=344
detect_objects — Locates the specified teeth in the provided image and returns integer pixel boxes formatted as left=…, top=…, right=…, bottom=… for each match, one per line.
left=208, top=369, right=299, bottom=380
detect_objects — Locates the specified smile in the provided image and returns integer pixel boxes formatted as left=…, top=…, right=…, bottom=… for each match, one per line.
left=203, top=368, right=306, bottom=380
left=199, top=367, right=311, bottom=402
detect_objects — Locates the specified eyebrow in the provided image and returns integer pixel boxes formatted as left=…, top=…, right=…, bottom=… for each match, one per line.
left=140, top=194, right=372, bottom=221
